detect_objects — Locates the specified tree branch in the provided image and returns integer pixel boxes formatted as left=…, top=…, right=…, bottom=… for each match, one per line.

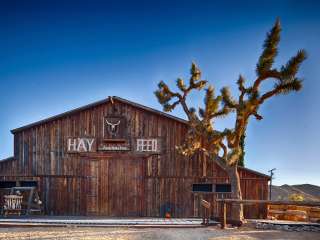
left=179, top=96, right=197, bottom=122
left=237, top=75, right=246, bottom=104
left=252, top=70, right=282, bottom=93
left=218, top=140, right=228, bottom=160
left=259, top=86, right=282, bottom=104
left=214, top=155, right=228, bottom=171
left=253, top=111, right=263, bottom=120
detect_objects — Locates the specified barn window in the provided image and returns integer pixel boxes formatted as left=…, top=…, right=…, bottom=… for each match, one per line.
left=20, top=181, right=38, bottom=187
left=192, top=183, right=213, bottom=192
left=215, top=184, right=231, bottom=193
left=0, top=181, right=16, bottom=189
left=136, top=139, right=158, bottom=152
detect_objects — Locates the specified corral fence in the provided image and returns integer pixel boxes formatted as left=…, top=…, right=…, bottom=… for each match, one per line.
left=215, top=199, right=320, bottom=229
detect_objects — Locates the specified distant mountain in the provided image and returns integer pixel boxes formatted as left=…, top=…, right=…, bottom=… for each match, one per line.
left=271, top=184, right=320, bottom=201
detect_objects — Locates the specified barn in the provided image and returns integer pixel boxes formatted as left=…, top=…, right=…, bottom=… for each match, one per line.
left=0, top=96, right=270, bottom=218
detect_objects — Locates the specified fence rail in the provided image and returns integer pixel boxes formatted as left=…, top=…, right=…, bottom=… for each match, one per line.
left=216, top=199, right=320, bottom=229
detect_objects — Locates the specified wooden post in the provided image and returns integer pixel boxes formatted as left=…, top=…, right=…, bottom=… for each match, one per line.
left=26, top=187, right=35, bottom=215
left=201, top=199, right=211, bottom=226
left=221, top=201, right=227, bottom=229
left=202, top=208, right=205, bottom=225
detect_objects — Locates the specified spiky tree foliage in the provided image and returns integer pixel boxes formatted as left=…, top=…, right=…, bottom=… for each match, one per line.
left=154, top=19, right=306, bottom=223
left=155, top=63, right=231, bottom=157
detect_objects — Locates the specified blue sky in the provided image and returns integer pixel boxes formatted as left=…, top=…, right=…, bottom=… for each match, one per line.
left=1, top=0, right=319, bottom=186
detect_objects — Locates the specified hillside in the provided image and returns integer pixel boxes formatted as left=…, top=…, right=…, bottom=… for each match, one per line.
left=271, top=184, right=320, bottom=201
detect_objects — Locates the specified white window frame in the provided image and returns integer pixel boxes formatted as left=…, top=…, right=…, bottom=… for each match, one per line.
left=136, top=139, right=158, bottom=152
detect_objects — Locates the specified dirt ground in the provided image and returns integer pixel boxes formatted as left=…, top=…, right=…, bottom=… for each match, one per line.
left=0, top=226, right=319, bottom=240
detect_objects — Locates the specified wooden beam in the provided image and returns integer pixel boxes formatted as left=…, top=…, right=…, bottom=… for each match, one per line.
left=26, top=187, right=34, bottom=215
left=216, top=199, right=320, bottom=207
left=221, top=202, right=227, bottom=229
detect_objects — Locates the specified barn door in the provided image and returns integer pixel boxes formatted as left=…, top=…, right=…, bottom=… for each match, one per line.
left=86, top=160, right=99, bottom=215
left=107, top=158, right=144, bottom=216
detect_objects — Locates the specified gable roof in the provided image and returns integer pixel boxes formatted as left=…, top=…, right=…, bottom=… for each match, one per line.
left=11, top=96, right=188, bottom=134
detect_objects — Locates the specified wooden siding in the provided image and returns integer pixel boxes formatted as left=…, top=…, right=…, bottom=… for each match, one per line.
left=0, top=98, right=269, bottom=218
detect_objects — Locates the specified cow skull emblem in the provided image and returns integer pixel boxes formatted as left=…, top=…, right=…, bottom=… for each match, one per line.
left=105, top=119, right=121, bottom=136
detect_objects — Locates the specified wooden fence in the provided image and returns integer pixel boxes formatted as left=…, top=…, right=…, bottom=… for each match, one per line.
left=216, top=199, right=320, bottom=229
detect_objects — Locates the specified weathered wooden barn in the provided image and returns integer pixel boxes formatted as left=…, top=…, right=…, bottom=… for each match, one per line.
left=0, top=96, right=270, bottom=218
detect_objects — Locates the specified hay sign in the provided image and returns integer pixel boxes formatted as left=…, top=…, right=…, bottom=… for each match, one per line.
left=67, top=138, right=95, bottom=153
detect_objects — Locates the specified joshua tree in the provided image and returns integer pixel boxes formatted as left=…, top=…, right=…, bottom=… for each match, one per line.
left=238, top=133, right=245, bottom=167
left=154, top=19, right=306, bottom=222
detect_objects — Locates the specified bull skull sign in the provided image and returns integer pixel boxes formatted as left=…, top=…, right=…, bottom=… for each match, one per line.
left=104, top=116, right=126, bottom=139
left=106, top=119, right=120, bottom=136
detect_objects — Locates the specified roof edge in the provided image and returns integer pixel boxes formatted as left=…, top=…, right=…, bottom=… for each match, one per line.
left=0, top=156, right=15, bottom=163
left=238, top=166, right=271, bottom=179
left=112, top=96, right=188, bottom=124
left=11, top=96, right=188, bottom=134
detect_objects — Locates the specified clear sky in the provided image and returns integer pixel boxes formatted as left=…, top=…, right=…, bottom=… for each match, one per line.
left=1, top=0, right=319, bottom=186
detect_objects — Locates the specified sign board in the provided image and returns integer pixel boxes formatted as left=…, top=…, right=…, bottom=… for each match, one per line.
left=67, top=138, right=95, bottom=153
left=66, top=117, right=164, bottom=154
left=98, top=143, right=130, bottom=151
left=133, top=138, right=163, bottom=154
left=103, top=116, right=127, bottom=140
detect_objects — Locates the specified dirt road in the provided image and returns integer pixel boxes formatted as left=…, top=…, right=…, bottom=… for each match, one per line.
left=0, top=226, right=318, bottom=240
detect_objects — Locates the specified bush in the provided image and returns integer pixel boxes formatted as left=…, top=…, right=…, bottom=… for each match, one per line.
left=289, top=194, right=304, bottom=201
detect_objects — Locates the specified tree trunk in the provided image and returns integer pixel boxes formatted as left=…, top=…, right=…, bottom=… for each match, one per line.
left=227, top=164, right=244, bottom=223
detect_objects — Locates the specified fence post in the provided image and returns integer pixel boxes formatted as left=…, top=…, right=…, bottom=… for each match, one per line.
left=221, top=201, right=227, bottom=229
